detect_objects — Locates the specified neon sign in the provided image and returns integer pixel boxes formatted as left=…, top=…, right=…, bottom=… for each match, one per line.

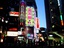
left=25, top=6, right=36, bottom=26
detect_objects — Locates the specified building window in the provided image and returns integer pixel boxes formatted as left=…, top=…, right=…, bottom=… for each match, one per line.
left=50, top=2, right=52, bottom=4
left=51, top=9, right=53, bottom=11
left=52, top=25, right=55, bottom=28
left=52, top=16, right=54, bottom=19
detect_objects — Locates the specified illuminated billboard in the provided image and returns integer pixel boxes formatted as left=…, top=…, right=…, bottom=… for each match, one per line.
left=20, top=2, right=25, bottom=27
left=9, top=11, right=19, bottom=16
left=60, top=15, right=64, bottom=26
left=7, top=31, right=18, bottom=36
left=25, top=6, right=36, bottom=26
left=35, top=17, right=40, bottom=29
left=20, top=2, right=25, bottom=20
left=27, top=33, right=33, bottom=39
left=8, top=28, right=18, bottom=31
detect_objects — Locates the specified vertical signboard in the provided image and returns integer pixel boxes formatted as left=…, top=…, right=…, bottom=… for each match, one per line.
left=20, top=1, right=25, bottom=27
left=20, top=2, right=25, bottom=20
left=25, top=6, right=36, bottom=26
left=35, top=17, right=40, bottom=29
left=60, top=15, right=64, bottom=26
left=57, top=0, right=64, bottom=26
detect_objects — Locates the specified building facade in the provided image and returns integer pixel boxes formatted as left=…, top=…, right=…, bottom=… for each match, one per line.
left=59, top=0, right=64, bottom=32
left=44, top=0, right=61, bottom=33
left=0, top=0, right=37, bottom=43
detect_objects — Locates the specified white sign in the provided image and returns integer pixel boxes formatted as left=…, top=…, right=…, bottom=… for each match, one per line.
left=7, top=31, right=18, bottom=36
left=18, top=31, right=22, bottom=35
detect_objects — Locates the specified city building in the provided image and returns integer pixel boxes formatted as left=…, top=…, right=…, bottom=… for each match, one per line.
left=44, top=0, right=61, bottom=33
left=0, top=0, right=20, bottom=32
left=58, top=0, right=64, bottom=32
left=25, top=0, right=37, bottom=39
left=44, top=0, right=64, bottom=45
left=0, top=0, right=38, bottom=43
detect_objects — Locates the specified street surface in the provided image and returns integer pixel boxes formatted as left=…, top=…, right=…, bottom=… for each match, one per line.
left=0, top=42, right=64, bottom=48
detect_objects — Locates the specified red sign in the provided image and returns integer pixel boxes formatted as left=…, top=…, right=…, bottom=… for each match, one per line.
left=35, top=18, right=40, bottom=29
left=9, top=12, right=19, bottom=16
left=9, top=28, right=18, bottom=31
left=61, top=20, right=64, bottom=26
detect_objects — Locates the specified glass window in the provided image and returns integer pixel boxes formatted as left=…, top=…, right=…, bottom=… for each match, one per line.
left=52, top=16, right=54, bottom=19
left=52, top=25, right=55, bottom=28
left=50, top=2, right=52, bottom=4
left=51, top=9, right=53, bottom=11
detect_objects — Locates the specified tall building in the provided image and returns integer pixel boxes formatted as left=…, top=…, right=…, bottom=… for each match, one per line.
left=44, top=0, right=61, bottom=33
left=25, top=0, right=37, bottom=39
left=5, top=0, right=20, bottom=31
left=0, top=0, right=37, bottom=33
left=58, top=0, right=64, bottom=32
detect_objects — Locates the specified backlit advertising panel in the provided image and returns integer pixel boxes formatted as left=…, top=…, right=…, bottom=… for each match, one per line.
left=20, top=2, right=25, bottom=27
left=25, top=6, right=36, bottom=26
left=7, top=31, right=18, bottom=36
left=35, top=17, right=40, bottom=29
left=9, top=11, right=19, bottom=16
left=20, top=2, right=25, bottom=20
left=26, top=27, right=34, bottom=39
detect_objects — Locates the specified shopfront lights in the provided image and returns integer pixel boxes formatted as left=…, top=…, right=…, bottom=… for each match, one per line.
left=52, top=25, right=55, bottom=28
left=5, top=20, right=8, bottom=23
left=0, top=7, right=3, bottom=9
left=1, top=39, right=3, bottom=42
left=49, top=35, right=53, bottom=37
left=2, top=19, right=4, bottom=22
